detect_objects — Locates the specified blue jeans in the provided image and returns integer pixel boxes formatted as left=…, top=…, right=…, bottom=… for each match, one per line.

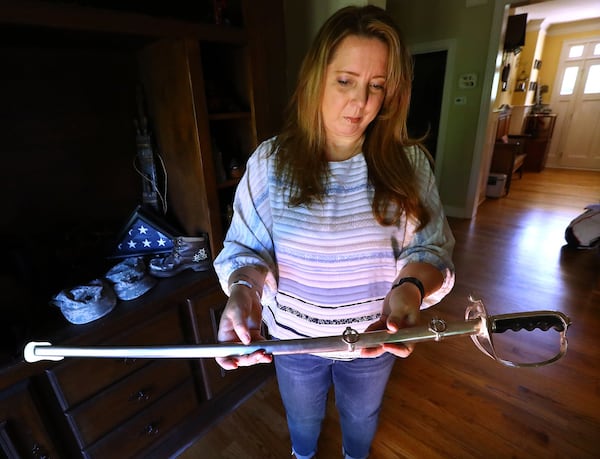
left=274, top=352, right=396, bottom=459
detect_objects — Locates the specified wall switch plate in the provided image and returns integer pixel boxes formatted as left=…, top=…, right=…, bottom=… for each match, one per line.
left=459, top=73, right=477, bottom=89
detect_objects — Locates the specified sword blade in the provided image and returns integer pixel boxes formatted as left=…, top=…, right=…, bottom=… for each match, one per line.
left=24, top=318, right=482, bottom=363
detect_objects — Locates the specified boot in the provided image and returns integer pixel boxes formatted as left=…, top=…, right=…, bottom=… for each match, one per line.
left=149, top=236, right=211, bottom=278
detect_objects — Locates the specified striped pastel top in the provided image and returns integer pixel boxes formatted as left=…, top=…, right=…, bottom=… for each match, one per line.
left=213, top=138, right=455, bottom=355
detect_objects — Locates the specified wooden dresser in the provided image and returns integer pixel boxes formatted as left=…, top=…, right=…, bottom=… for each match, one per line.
left=0, top=271, right=272, bottom=458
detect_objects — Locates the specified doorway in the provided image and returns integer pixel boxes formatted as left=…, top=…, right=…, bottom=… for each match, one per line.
left=547, top=37, right=600, bottom=170
left=408, top=50, right=447, bottom=160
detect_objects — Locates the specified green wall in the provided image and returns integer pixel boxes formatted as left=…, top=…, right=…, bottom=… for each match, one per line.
left=387, top=0, right=497, bottom=213
left=284, top=0, right=372, bottom=95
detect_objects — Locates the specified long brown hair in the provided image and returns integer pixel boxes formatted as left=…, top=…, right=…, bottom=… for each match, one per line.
left=271, top=5, right=431, bottom=229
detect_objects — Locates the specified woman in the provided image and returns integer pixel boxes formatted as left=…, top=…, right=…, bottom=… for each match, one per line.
left=213, top=5, right=455, bottom=459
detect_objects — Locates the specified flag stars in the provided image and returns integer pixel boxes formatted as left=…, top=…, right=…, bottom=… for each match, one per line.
left=115, top=218, right=174, bottom=255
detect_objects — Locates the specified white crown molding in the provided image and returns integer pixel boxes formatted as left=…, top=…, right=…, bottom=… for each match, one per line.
left=546, top=18, right=600, bottom=36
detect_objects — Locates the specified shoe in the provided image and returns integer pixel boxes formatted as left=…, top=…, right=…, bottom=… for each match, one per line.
left=149, top=236, right=211, bottom=278
left=105, top=257, right=156, bottom=301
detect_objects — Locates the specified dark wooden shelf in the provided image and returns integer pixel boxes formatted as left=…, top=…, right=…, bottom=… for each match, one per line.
left=0, top=0, right=248, bottom=42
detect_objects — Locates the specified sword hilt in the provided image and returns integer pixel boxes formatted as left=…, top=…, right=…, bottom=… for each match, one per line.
left=491, top=311, right=571, bottom=333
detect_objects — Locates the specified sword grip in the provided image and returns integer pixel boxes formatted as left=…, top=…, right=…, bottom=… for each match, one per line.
left=492, top=311, right=570, bottom=334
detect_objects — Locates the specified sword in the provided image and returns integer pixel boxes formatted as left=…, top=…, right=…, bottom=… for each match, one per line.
left=23, top=298, right=571, bottom=368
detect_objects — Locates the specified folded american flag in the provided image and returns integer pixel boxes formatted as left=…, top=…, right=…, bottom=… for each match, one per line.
left=112, top=206, right=178, bottom=258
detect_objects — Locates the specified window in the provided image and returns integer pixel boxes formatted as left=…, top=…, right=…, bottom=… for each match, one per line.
left=560, top=67, right=578, bottom=95
left=568, top=45, right=584, bottom=58
left=558, top=40, right=600, bottom=97
left=584, top=65, right=600, bottom=94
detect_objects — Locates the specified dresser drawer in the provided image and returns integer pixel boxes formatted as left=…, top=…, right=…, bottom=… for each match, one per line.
left=0, top=379, right=60, bottom=459
left=46, top=306, right=185, bottom=410
left=188, top=287, right=258, bottom=399
left=82, top=380, right=198, bottom=459
left=65, top=359, right=192, bottom=448
left=187, top=286, right=226, bottom=345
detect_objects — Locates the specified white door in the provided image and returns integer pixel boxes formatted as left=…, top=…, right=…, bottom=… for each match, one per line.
left=547, top=38, right=600, bottom=170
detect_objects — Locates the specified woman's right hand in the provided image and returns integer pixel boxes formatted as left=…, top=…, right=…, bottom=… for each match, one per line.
left=215, top=285, right=272, bottom=370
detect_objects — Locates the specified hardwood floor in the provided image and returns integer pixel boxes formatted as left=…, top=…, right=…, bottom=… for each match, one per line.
left=178, top=168, right=600, bottom=459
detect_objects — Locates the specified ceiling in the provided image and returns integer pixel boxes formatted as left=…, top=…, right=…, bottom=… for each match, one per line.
left=514, top=0, right=600, bottom=27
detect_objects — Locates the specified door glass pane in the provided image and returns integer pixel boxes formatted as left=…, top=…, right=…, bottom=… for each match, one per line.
left=584, top=65, right=600, bottom=94
left=594, top=43, right=600, bottom=56
left=569, top=45, right=584, bottom=58
left=560, top=66, right=579, bottom=95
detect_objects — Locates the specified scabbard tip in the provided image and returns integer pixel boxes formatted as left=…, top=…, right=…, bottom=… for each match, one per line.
left=24, top=341, right=63, bottom=363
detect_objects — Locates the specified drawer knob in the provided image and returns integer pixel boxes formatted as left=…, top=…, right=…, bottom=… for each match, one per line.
left=129, top=388, right=152, bottom=402
left=143, top=422, right=160, bottom=436
left=32, top=443, right=49, bottom=459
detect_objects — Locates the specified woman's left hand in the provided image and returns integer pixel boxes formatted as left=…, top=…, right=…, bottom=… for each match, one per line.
left=360, top=284, right=421, bottom=358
